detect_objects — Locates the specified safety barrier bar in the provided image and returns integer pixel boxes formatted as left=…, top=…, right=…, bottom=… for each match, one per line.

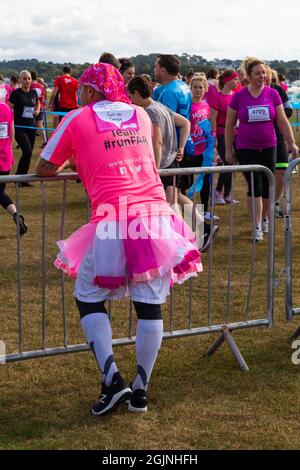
left=284, top=157, right=300, bottom=338
left=0, top=165, right=275, bottom=371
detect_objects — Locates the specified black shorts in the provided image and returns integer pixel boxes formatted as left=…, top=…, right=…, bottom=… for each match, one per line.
left=160, top=160, right=181, bottom=189
left=276, top=138, right=289, bottom=169
left=35, top=111, right=44, bottom=122
left=179, top=153, right=203, bottom=192
left=236, top=147, right=276, bottom=198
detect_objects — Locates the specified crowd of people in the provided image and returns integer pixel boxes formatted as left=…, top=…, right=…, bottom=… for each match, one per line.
left=0, top=53, right=299, bottom=416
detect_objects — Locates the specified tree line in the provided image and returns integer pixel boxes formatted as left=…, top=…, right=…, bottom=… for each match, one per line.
left=1, top=54, right=300, bottom=84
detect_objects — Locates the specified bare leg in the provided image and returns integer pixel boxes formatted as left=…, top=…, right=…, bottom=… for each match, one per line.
left=165, top=186, right=182, bottom=217
left=275, top=169, right=285, bottom=202
left=6, top=203, right=17, bottom=216
left=37, top=120, right=47, bottom=145
left=247, top=196, right=262, bottom=228
left=262, top=198, right=269, bottom=220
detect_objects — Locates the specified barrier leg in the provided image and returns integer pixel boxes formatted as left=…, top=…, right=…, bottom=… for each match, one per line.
left=207, top=326, right=249, bottom=372
left=291, top=325, right=300, bottom=340
left=207, top=333, right=226, bottom=357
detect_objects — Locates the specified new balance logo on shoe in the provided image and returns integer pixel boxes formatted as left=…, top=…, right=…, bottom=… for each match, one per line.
left=91, top=372, right=132, bottom=416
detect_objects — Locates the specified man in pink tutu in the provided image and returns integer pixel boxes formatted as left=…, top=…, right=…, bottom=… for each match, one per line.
left=36, top=63, right=202, bottom=416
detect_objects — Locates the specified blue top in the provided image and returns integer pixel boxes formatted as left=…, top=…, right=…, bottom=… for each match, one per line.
left=153, top=80, right=194, bottom=155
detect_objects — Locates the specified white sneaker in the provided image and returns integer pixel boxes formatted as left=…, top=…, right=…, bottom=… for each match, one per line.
left=261, top=217, right=269, bottom=233
left=204, top=212, right=220, bottom=221
left=225, top=196, right=239, bottom=205
left=275, top=203, right=284, bottom=218
left=215, top=191, right=225, bottom=205
left=254, top=227, right=263, bottom=242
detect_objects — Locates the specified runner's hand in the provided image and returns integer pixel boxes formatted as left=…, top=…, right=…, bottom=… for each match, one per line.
left=176, top=148, right=184, bottom=162
left=290, top=143, right=299, bottom=158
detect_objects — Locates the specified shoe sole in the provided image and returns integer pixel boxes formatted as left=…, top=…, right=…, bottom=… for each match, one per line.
left=128, top=403, right=148, bottom=413
left=91, top=388, right=132, bottom=416
left=201, top=226, right=219, bottom=253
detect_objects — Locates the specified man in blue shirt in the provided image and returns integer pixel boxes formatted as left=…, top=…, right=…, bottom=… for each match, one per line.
left=153, top=54, right=218, bottom=251
left=153, top=55, right=194, bottom=156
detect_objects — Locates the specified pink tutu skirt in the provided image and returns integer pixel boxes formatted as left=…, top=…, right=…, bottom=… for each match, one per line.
left=54, top=215, right=202, bottom=290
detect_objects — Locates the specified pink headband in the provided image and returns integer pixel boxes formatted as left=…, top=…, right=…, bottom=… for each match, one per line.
left=223, top=72, right=239, bottom=84
left=80, top=63, right=131, bottom=104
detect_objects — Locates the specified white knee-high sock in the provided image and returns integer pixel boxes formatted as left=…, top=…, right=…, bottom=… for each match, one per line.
left=133, top=319, right=163, bottom=391
left=81, top=312, right=118, bottom=386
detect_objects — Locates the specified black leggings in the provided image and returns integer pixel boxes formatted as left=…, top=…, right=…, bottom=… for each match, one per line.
left=236, top=147, right=276, bottom=198
left=216, top=134, right=232, bottom=198
left=15, top=128, right=36, bottom=175
left=76, top=299, right=162, bottom=320
left=0, top=171, right=13, bottom=210
left=180, top=153, right=211, bottom=212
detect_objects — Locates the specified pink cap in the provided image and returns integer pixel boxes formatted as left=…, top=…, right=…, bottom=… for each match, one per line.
left=80, top=63, right=131, bottom=104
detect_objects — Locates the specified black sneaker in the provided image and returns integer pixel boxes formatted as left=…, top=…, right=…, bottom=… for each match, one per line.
left=13, top=213, right=28, bottom=236
left=275, top=203, right=284, bottom=218
left=200, top=225, right=219, bottom=253
left=91, top=372, right=132, bottom=416
left=128, top=388, right=148, bottom=413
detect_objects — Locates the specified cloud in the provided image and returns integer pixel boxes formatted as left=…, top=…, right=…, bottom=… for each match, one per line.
left=0, top=0, right=299, bottom=63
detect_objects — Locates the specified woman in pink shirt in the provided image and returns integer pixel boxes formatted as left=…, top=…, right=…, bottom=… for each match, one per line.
left=36, top=63, right=202, bottom=417
left=211, top=70, right=239, bottom=205
left=0, top=74, right=12, bottom=105
left=226, top=57, right=298, bottom=242
left=0, top=102, right=28, bottom=235
left=189, top=74, right=214, bottom=219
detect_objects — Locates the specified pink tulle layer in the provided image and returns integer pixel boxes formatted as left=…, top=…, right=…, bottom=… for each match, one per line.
left=54, top=215, right=202, bottom=290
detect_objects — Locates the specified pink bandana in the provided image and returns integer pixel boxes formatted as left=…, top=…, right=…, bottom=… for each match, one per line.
left=80, top=63, right=131, bottom=104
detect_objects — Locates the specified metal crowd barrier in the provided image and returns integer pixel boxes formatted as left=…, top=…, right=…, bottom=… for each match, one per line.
left=0, top=165, right=276, bottom=371
left=284, top=157, right=300, bottom=339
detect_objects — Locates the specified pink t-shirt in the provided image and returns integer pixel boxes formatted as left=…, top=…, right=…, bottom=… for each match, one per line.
left=211, top=92, right=233, bottom=135
left=190, top=101, right=210, bottom=155
left=41, top=101, right=172, bottom=221
left=204, top=83, right=218, bottom=108
left=0, top=83, right=12, bottom=105
left=31, top=82, right=46, bottom=110
left=229, top=86, right=282, bottom=150
left=0, top=103, right=14, bottom=171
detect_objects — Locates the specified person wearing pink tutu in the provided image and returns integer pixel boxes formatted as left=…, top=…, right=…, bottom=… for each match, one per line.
left=36, top=63, right=202, bottom=417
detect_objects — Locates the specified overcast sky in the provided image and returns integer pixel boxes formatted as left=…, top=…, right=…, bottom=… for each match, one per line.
left=1, top=0, right=299, bottom=63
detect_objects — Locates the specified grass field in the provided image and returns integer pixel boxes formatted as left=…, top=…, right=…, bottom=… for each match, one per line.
left=0, top=121, right=300, bottom=450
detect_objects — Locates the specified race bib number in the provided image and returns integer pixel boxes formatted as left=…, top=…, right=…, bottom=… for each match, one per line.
left=248, top=106, right=270, bottom=122
left=22, top=106, right=34, bottom=119
left=0, top=122, right=8, bottom=139
left=92, top=101, right=139, bottom=132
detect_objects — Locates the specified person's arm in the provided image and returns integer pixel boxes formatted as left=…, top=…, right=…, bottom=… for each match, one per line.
left=173, top=112, right=190, bottom=161
left=276, top=104, right=299, bottom=157
left=35, top=158, right=71, bottom=177
left=33, top=96, right=40, bottom=117
left=225, top=107, right=238, bottom=164
left=36, top=120, right=74, bottom=176
left=10, top=120, right=14, bottom=144
left=152, top=123, right=163, bottom=168
left=48, top=87, right=58, bottom=110
left=210, top=107, right=219, bottom=148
